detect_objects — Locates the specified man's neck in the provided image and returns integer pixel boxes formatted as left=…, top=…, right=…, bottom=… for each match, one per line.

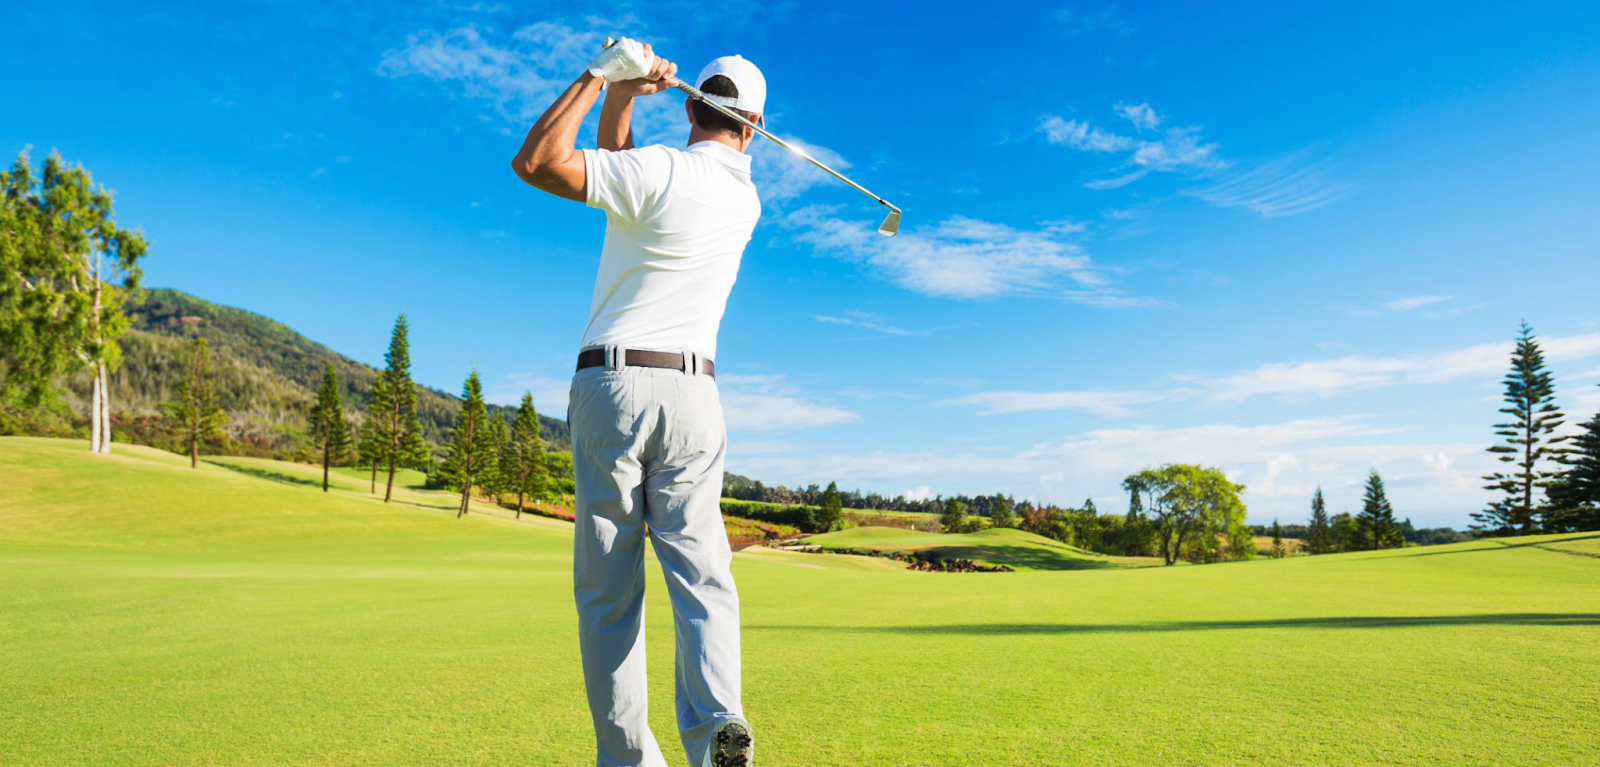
left=687, top=127, right=747, bottom=153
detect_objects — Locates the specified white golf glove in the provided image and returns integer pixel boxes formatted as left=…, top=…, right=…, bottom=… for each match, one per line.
left=587, top=37, right=653, bottom=82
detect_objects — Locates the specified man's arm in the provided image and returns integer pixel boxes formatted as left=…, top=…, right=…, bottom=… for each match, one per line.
left=598, top=48, right=679, bottom=152
left=510, top=73, right=605, bottom=201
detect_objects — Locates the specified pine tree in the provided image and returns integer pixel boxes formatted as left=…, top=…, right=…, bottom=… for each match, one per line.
left=308, top=365, right=350, bottom=492
left=438, top=371, right=497, bottom=518
left=1305, top=487, right=1334, bottom=555
left=504, top=393, right=545, bottom=518
left=940, top=498, right=967, bottom=534
left=1270, top=518, right=1286, bottom=558
left=480, top=410, right=507, bottom=505
left=1356, top=470, right=1403, bottom=550
left=990, top=494, right=1017, bottom=529
left=816, top=481, right=843, bottom=532
left=162, top=336, right=227, bottom=468
left=370, top=315, right=429, bottom=503
left=356, top=405, right=383, bottom=494
left=1549, top=390, right=1600, bottom=532
left=1475, top=322, right=1569, bottom=535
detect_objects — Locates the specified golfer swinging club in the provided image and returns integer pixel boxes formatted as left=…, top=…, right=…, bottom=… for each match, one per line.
left=511, top=38, right=760, bottom=767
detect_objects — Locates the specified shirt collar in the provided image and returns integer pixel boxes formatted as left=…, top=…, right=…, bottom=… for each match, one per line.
left=687, top=140, right=753, bottom=174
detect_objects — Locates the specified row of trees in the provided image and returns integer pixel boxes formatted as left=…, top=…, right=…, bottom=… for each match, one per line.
left=430, top=372, right=549, bottom=518
left=155, top=314, right=555, bottom=516
left=1296, top=472, right=1404, bottom=555
left=921, top=464, right=1255, bottom=566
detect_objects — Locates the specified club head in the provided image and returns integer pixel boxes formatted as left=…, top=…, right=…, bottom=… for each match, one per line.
left=878, top=209, right=901, bottom=237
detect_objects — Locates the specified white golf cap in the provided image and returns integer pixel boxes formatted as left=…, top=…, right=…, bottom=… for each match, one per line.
left=695, top=55, right=766, bottom=114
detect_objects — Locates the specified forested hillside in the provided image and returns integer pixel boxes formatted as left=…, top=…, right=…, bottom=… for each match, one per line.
left=25, top=288, right=569, bottom=457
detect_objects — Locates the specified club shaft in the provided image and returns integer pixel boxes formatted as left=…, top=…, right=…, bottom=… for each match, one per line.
left=670, top=79, right=900, bottom=215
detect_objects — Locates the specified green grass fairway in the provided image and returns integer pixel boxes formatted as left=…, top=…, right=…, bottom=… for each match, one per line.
left=3, top=437, right=1598, bottom=765
left=802, top=525, right=1163, bottom=570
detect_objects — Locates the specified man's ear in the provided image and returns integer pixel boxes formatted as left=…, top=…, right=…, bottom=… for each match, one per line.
left=684, top=98, right=696, bottom=128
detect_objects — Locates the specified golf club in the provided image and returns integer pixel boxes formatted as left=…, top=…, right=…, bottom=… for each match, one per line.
left=602, top=37, right=902, bottom=237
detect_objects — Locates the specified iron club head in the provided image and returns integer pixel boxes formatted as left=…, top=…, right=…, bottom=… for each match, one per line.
left=878, top=208, right=901, bottom=237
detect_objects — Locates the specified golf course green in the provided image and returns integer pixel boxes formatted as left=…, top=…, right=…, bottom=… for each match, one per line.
left=3, top=436, right=1597, bottom=765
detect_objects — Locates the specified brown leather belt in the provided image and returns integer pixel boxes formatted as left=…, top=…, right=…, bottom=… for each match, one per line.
left=576, top=348, right=715, bottom=378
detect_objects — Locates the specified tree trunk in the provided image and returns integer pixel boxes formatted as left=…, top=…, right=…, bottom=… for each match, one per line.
left=190, top=435, right=198, bottom=468
left=98, top=363, right=112, bottom=453
left=458, top=480, right=472, bottom=518
left=90, top=365, right=102, bottom=452
left=384, top=459, right=397, bottom=503
left=517, top=491, right=524, bottom=520
left=322, top=438, right=330, bottom=492
left=369, top=462, right=377, bottom=493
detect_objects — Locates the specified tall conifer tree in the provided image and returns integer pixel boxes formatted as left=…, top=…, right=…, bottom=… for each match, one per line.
left=163, top=336, right=226, bottom=468
left=1305, top=487, right=1334, bottom=555
left=506, top=393, right=545, bottom=518
left=481, top=410, right=507, bottom=504
left=438, top=371, right=496, bottom=518
left=1549, top=388, right=1600, bottom=532
left=370, top=315, right=428, bottom=502
left=308, top=365, right=349, bottom=492
left=1475, top=322, right=1569, bottom=534
left=1356, top=470, right=1403, bottom=550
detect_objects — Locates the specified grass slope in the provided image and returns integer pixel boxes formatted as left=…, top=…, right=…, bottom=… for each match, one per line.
left=3, top=437, right=1599, bottom=765
left=802, top=525, right=1162, bottom=571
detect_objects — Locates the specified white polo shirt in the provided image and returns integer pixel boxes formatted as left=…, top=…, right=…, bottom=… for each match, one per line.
left=579, top=141, right=761, bottom=361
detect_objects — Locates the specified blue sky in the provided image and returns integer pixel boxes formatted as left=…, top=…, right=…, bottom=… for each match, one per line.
left=7, top=1, right=1600, bottom=527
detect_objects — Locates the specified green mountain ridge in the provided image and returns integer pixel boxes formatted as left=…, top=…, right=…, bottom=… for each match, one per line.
left=49, top=287, right=570, bottom=457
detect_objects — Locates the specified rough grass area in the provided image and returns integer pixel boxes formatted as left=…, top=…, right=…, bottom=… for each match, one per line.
left=801, top=525, right=1162, bottom=571
left=3, top=437, right=1599, bottom=765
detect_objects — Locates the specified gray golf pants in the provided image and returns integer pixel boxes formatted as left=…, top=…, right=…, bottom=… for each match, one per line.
left=569, top=355, right=743, bottom=767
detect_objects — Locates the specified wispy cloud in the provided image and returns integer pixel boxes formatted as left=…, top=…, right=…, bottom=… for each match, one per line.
left=948, top=389, right=1173, bottom=416
left=944, top=332, right=1600, bottom=415
left=718, top=374, right=859, bottom=432
left=1384, top=295, right=1451, bottom=312
left=750, top=136, right=854, bottom=205
left=1038, top=117, right=1134, bottom=152
left=1057, top=5, right=1136, bottom=38
left=729, top=415, right=1491, bottom=525
left=812, top=311, right=933, bottom=338
left=784, top=207, right=1155, bottom=305
left=1185, top=150, right=1354, bottom=218
left=377, top=21, right=616, bottom=123
left=1114, top=101, right=1159, bottom=130
left=485, top=371, right=572, bottom=415
left=1042, top=104, right=1349, bottom=217
left=1039, top=107, right=1222, bottom=188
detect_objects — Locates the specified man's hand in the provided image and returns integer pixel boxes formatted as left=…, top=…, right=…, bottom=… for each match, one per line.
left=587, top=37, right=654, bottom=82
left=607, top=47, right=679, bottom=99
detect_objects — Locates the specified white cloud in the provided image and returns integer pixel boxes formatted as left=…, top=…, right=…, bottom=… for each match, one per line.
left=1114, top=102, right=1160, bottom=131
left=784, top=207, right=1152, bottom=305
left=485, top=371, right=572, bottom=415
left=1057, top=6, right=1136, bottom=38
left=1038, top=117, right=1134, bottom=152
left=729, top=416, right=1491, bottom=526
left=1187, top=151, right=1353, bottom=218
left=718, top=374, right=859, bottom=432
left=902, top=485, right=935, bottom=502
left=812, top=311, right=931, bottom=338
left=1384, top=295, right=1451, bottom=312
left=944, top=332, right=1600, bottom=415
left=750, top=136, right=854, bottom=204
left=946, top=389, right=1175, bottom=417
left=1039, top=108, right=1222, bottom=188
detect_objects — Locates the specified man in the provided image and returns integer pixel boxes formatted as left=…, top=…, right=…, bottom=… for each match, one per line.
left=510, top=38, right=762, bottom=767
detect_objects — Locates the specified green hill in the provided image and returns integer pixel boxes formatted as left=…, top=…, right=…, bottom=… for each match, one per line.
left=3, top=435, right=1598, bottom=765
left=16, top=287, right=569, bottom=456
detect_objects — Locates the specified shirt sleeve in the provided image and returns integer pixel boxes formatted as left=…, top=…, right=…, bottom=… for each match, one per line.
left=582, top=146, right=672, bottom=227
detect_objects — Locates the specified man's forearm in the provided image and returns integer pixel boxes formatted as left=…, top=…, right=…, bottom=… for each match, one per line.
left=511, top=73, right=604, bottom=198
left=598, top=90, right=635, bottom=151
